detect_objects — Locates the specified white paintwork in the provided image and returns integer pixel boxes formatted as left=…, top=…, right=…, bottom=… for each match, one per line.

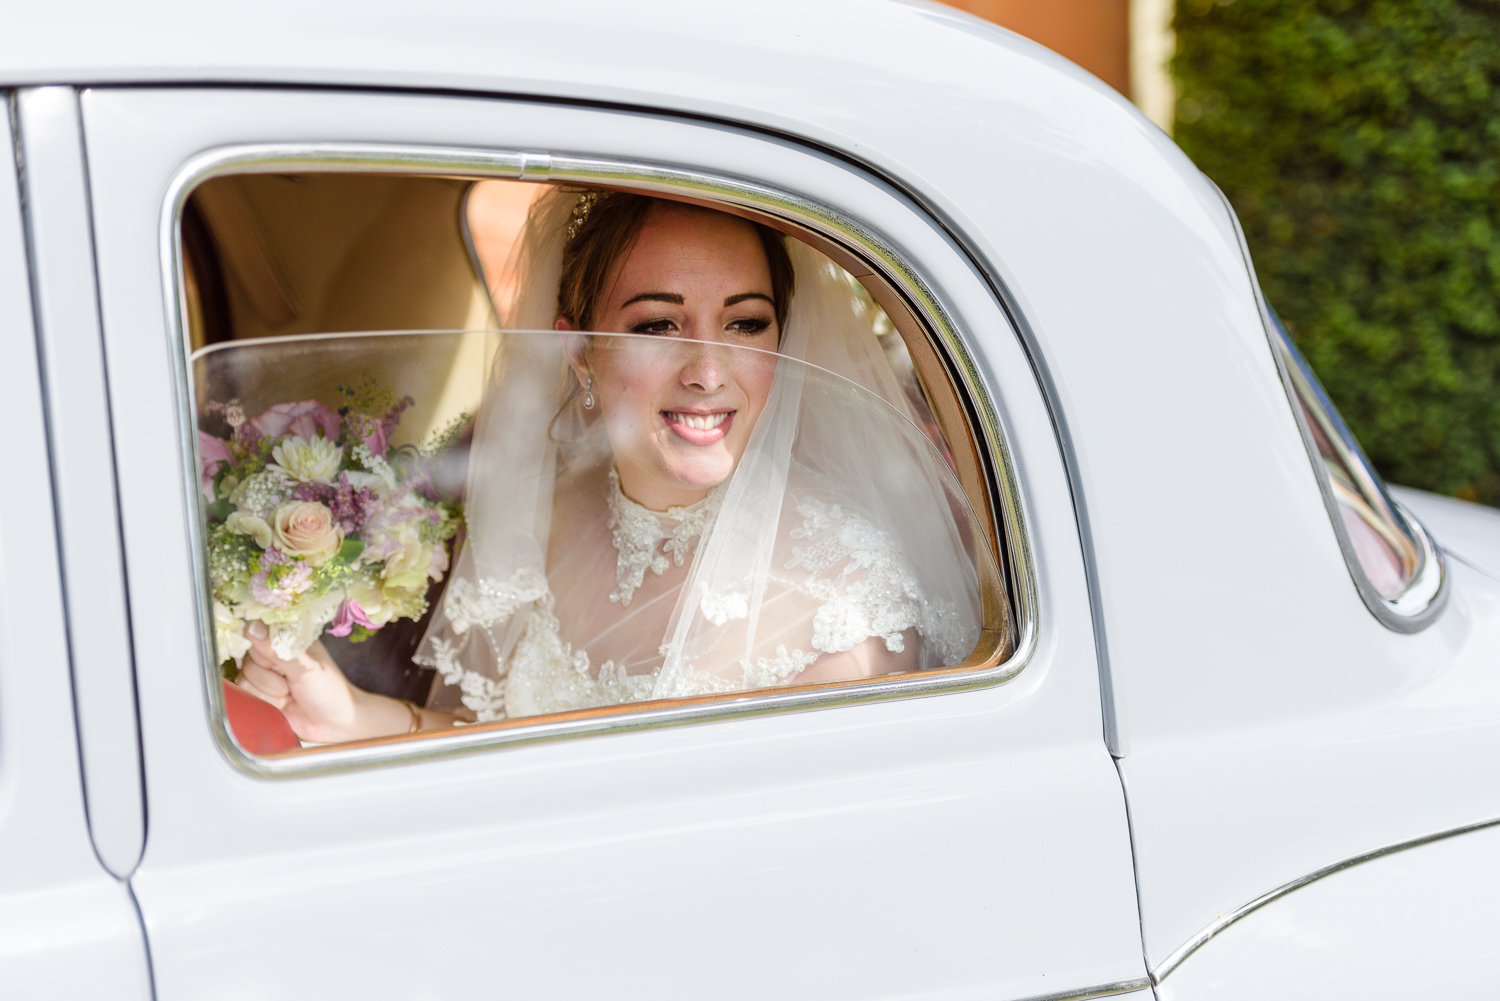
left=1157, top=820, right=1500, bottom=998
left=13, top=87, right=146, bottom=878
left=0, top=96, right=152, bottom=999
left=81, top=88, right=1145, bottom=999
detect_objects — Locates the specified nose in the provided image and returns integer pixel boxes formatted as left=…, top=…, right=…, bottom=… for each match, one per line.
left=678, top=338, right=729, bottom=393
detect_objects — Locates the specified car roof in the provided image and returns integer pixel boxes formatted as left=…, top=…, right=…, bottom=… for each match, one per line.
left=4, top=0, right=1134, bottom=159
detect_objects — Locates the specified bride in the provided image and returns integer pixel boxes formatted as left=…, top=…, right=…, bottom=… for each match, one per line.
left=238, top=188, right=988, bottom=742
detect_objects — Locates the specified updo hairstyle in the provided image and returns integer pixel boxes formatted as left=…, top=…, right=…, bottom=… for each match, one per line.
left=556, top=192, right=796, bottom=333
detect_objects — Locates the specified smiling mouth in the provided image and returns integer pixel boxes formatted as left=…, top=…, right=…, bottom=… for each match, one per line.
left=668, top=412, right=730, bottom=431
left=663, top=410, right=735, bottom=444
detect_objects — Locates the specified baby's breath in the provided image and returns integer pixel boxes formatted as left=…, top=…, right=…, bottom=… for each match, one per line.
left=232, top=471, right=291, bottom=519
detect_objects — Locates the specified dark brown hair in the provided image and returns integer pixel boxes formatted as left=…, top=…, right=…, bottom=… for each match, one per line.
left=556, top=192, right=795, bottom=333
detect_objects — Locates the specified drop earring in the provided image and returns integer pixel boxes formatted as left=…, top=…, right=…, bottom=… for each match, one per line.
left=582, top=375, right=595, bottom=410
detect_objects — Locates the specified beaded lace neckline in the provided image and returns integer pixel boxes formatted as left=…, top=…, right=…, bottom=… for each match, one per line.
left=605, top=469, right=725, bottom=606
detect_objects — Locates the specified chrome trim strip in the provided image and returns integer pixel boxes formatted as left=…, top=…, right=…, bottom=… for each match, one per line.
left=159, top=142, right=1038, bottom=779
left=1014, top=977, right=1152, bottom=1001
left=1208, top=178, right=1447, bottom=633
left=1153, top=814, right=1500, bottom=982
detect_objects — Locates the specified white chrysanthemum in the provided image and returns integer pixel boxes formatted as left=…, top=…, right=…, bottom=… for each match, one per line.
left=269, top=435, right=342, bottom=484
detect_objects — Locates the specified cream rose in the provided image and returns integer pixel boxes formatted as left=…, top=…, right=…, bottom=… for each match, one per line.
left=271, top=501, right=344, bottom=565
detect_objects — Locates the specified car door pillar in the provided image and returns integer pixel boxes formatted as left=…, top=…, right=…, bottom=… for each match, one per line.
left=14, top=85, right=146, bottom=878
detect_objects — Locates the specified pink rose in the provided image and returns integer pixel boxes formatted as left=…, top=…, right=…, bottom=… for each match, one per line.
left=347, top=412, right=388, bottom=457
left=251, top=401, right=340, bottom=443
left=362, top=424, right=388, bottom=457
left=271, top=501, right=344, bottom=565
left=197, top=431, right=233, bottom=501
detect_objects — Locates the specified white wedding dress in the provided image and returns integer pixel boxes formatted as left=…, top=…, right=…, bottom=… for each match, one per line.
left=415, top=189, right=993, bottom=722
left=424, top=462, right=972, bottom=721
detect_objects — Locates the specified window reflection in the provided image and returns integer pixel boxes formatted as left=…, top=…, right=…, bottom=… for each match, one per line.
left=194, top=330, right=1004, bottom=746
left=1269, top=310, right=1421, bottom=599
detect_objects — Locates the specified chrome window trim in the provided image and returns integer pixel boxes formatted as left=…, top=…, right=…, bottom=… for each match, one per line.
left=1152, top=813, right=1500, bottom=982
left=1210, top=179, right=1447, bottom=633
left=1013, top=977, right=1152, bottom=1001
left=160, top=141, right=1038, bottom=779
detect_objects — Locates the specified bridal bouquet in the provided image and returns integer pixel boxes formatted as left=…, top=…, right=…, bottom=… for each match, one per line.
left=199, top=384, right=464, bottom=669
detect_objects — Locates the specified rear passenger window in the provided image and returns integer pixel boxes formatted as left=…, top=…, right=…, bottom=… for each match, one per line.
left=183, top=172, right=1013, bottom=756
left=1266, top=306, right=1444, bottom=626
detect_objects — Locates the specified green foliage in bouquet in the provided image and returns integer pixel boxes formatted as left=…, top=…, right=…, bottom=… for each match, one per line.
left=1174, top=0, right=1500, bottom=503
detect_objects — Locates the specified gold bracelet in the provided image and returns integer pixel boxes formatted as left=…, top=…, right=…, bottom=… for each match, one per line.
left=402, top=700, right=422, bottom=734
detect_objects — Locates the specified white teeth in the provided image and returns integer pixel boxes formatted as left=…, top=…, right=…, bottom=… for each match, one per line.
left=671, top=412, right=729, bottom=431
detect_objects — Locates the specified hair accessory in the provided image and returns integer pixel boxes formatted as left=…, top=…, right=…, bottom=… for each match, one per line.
left=582, top=375, right=595, bottom=410
left=565, top=190, right=611, bottom=245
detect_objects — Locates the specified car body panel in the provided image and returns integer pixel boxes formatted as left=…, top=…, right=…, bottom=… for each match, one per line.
left=80, top=86, right=1146, bottom=999
left=0, top=90, right=153, bottom=1000
left=1156, top=818, right=1500, bottom=999
left=13, top=85, right=146, bottom=879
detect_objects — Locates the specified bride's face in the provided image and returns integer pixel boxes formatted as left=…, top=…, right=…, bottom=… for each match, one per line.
left=562, top=205, right=781, bottom=510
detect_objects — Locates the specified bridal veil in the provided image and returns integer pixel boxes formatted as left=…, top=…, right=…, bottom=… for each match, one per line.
left=416, top=188, right=999, bottom=720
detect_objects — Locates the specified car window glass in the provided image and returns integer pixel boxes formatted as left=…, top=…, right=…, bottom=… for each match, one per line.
left=1267, top=308, right=1422, bottom=598
left=181, top=174, right=1011, bottom=757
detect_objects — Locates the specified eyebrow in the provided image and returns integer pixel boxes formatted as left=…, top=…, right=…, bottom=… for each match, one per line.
left=621, top=291, right=684, bottom=307
left=619, top=291, right=775, bottom=309
left=724, top=292, right=775, bottom=307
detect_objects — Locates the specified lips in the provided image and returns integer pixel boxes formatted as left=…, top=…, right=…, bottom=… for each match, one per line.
left=663, top=409, right=734, bottom=444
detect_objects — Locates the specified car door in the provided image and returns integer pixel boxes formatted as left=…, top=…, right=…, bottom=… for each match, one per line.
left=78, top=84, right=1147, bottom=1000
left=0, top=90, right=151, bottom=1000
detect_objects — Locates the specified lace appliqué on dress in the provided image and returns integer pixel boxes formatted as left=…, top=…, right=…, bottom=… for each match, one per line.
left=418, top=567, right=552, bottom=721
left=786, top=496, right=923, bottom=656
left=441, top=569, right=548, bottom=634
left=424, top=487, right=965, bottom=721
left=502, top=598, right=656, bottom=719
left=606, top=468, right=723, bottom=606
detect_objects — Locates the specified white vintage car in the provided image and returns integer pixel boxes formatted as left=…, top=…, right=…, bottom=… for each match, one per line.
left=5, top=2, right=1498, bottom=999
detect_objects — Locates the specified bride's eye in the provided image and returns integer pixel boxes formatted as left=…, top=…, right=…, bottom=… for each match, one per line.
left=728, top=317, right=773, bottom=337
left=631, top=318, right=680, bottom=335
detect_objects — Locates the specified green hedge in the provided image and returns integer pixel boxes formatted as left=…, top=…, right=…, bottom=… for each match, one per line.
left=1173, top=0, right=1500, bottom=503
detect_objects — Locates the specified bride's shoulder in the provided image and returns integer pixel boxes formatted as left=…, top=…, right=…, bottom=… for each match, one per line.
left=779, top=468, right=908, bottom=574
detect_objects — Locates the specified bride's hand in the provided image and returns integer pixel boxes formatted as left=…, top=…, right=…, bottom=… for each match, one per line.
left=239, top=623, right=405, bottom=743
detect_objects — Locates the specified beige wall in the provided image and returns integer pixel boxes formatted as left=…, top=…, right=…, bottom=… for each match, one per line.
left=943, top=0, right=1132, bottom=97
left=942, top=0, right=1175, bottom=131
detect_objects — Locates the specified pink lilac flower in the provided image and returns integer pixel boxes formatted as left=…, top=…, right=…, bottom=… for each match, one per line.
left=251, top=400, right=340, bottom=443
left=250, top=562, right=313, bottom=610
left=293, top=481, right=334, bottom=506
left=378, top=397, right=415, bottom=452
left=197, top=431, right=233, bottom=501
left=327, top=598, right=375, bottom=637
left=292, top=473, right=376, bottom=533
